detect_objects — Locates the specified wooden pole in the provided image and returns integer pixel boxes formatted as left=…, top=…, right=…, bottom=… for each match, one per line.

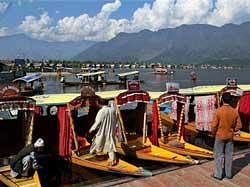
left=67, top=104, right=79, bottom=154
left=115, top=98, right=128, bottom=144
left=156, top=100, right=165, bottom=143
left=142, top=105, right=147, bottom=145
left=26, top=109, right=35, bottom=145
left=177, top=104, right=185, bottom=142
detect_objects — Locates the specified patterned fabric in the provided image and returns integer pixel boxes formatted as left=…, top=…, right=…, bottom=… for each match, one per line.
left=150, top=101, right=159, bottom=146
left=158, top=93, right=186, bottom=105
left=68, top=95, right=100, bottom=110
left=158, top=93, right=188, bottom=123
left=116, top=90, right=150, bottom=106
left=194, top=95, right=216, bottom=131
left=0, top=97, right=35, bottom=111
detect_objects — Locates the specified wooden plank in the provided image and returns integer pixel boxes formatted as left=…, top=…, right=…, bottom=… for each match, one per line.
left=0, top=174, right=18, bottom=187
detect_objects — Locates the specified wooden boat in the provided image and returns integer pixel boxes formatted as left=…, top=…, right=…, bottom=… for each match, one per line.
left=62, top=71, right=122, bottom=87
left=115, top=88, right=198, bottom=164
left=12, top=72, right=44, bottom=96
left=154, top=90, right=213, bottom=159
left=160, top=83, right=250, bottom=144
left=0, top=85, right=42, bottom=186
left=32, top=90, right=152, bottom=177
left=0, top=166, right=41, bottom=187
left=154, top=67, right=168, bottom=75
left=116, top=71, right=141, bottom=85
left=190, top=71, right=197, bottom=81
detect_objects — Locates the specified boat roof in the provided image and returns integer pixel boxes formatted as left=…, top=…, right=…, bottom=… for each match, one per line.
left=76, top=71, right=106, bottom=77
left=117, top=71, right=139, bottom=77
left=32, top=90, right=127, bottom=106
left=179, top=84, right=250, bottom=95
left=31, top=84, right=250, bottom=106
left=13, top=73, right=42, bottom=83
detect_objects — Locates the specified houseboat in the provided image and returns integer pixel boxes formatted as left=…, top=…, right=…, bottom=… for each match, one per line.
left=12, top=73, right=44, bottom=96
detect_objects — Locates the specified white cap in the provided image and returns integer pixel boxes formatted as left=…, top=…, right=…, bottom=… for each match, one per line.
left=34, top=138, right=44, bottom=148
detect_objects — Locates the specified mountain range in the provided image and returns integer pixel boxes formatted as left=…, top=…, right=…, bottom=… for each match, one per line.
left=0, top=34, right=95, bottom=60
left=73, top=22, right=250, bottom=64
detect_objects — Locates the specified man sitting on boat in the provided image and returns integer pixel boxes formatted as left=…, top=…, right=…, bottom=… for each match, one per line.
left=10, top=138, right=45, bottom=178
left=88, top=100, right=119, bottom=166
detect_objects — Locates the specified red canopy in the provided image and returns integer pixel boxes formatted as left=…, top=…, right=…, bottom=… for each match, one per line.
left=68, top=95, right=100, bottom=110
left=116, top=90, right=150, bottom=106
left=158, top=92, right=186, bottom=104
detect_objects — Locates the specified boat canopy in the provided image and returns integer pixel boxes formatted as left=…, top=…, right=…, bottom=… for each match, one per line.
left=116, top=90, right=150, bottom=106
left=158, top=92, right=186, bottom=105
left=13, top=72, right=42, bottom=83
left=117, top=71, right=139, bottom=78
left=76, top=71, right=106, bottom=77
left=0, top=96, right=36, bottom=111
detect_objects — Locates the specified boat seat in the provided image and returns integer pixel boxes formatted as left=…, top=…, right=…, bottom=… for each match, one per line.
left=124, top=140, right=151, bottom=152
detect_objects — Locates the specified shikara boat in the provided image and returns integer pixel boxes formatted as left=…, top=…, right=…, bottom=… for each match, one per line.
left=0, top=85, right=42, bottom=187
left=115, top=88, right=198, bottom=164
left=32, top=91, right=152, bottom=176
left=117, top=71, right=142, bottom=85
left=62, top=71, right=122, bottom=87
left=13, top=72, right=44, bottom=96
left=160, top=83, right=250, bottom=145
left=155, top=90, right=213, bottom=159
left=0, top=166, right=41, bottom=187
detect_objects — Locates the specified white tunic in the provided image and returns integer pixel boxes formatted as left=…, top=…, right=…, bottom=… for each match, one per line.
left=89, top=105, right=117, bottom=154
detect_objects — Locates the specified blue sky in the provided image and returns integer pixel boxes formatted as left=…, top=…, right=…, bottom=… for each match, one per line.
left=1, top=0, right=250, bottom=41
left=0, top=0, right=153, bottom=27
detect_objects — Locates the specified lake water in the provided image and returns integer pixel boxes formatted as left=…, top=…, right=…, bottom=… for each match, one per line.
left=43, top=68, right=250, bottom=94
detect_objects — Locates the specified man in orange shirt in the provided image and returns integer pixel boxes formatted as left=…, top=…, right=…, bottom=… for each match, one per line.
left=211, top=92, right=242, bottom=180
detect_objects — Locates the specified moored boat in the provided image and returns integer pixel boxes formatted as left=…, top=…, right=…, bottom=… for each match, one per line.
left=32, top=88, right=152, bottom=177
left=159, top=80, right=250, bottom=147
left=154, top=67, right=168, bottom=75
left=0, top=85, right=42, bottom=187
left=0, top=166, right=41, bottom=187
left=152, top=83, right=213, bottom=159
left=114, top=82, right=198, bottom=164
left=12, top=72, right=44, bottom=96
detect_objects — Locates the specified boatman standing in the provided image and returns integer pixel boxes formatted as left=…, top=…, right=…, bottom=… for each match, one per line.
left=211, top=92, right=242, bottom=180
left=88, top=100, right=118, bottom=166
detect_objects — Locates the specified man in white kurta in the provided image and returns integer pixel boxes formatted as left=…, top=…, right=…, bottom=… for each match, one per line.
left=89, top=101, right=118, bottom=165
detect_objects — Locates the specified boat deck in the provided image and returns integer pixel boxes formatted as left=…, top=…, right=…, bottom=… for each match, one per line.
left=114, top=149, right=250, bottom=187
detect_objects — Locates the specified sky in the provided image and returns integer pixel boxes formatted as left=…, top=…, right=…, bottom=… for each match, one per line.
left=0, top=0, right=250, bottom=42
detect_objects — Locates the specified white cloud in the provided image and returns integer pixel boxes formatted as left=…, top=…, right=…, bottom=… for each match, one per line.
left=0, top=1, right=9, bottom=14
left=18, top=0, right=250, bottom=42
left=0, top=27, right=8, bottom=36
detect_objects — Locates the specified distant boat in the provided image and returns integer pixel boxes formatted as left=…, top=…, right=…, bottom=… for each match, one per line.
left=190, top=71, right=197, bottom=81
left=12, top=72, right=44, bottom=96
left=62, top=71, right=123, bottom=86
left=154, top=67, right=168, bottom=74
